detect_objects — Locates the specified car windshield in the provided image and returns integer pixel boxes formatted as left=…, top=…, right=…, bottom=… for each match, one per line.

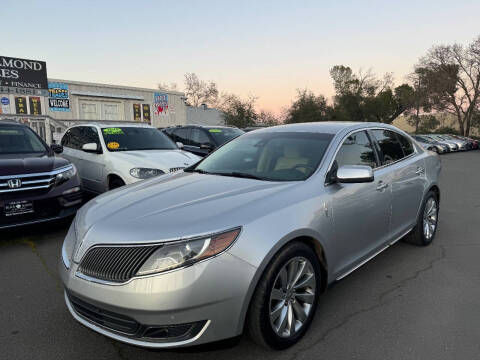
left=207, top=127, right=244, bottom=145
left=101, top=127, right=177, bottom=151
left=0, top=125, right=47, bottom=154
left=189, top=131, right=333, bottom=181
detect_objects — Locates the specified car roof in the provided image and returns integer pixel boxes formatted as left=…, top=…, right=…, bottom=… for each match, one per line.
left=248, top=122, right=399, bottom=135
left=68, top=122, right=154, bottom=129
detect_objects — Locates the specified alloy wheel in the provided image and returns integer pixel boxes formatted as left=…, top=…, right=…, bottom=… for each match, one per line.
left=269, top=257, right=316, bottom=338
left=423, top=197, right=438, bottom=240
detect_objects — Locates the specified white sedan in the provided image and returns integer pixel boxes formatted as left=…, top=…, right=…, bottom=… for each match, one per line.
left=60, top=123, right=201, bottom=193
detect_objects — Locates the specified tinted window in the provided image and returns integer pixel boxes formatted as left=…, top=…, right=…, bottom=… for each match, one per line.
left=172, top=128, right=190, bottom=145
left=61, top=129, right=71, bottom=147
left=82, top=127, right=101, bottom=146
left=190, top=128, right=213, bottom=147
left=397, top=133, right=414, bottom=156
left=207, top=127, right=244, bottom=145
left=193, top=132, right=333, bottom=181
left=63, top=127, right=84, bottom=150
left=0, top=125, right=47, bottom=154
left=371, top=129, right=405, bottom=165
left=334, top=131, right=377, bottom=169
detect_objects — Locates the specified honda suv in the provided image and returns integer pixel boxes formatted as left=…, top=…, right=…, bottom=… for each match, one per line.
left=0, top=121, right=82, bottom=229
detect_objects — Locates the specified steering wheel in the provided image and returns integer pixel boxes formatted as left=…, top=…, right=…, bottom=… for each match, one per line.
left=293, top=164, right=315, bottom=173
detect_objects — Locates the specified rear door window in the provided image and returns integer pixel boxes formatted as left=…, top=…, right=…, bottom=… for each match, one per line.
left=397, top=133, right=415, bottom=156
left=172, top=128, right=191, bottom=145
left=190, top=128, right=213, bottom=147
left=371, top=129, right=405, bottom=165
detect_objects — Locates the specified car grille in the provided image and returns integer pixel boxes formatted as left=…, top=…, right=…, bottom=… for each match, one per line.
left=169, top=167, right=185, bottom=173
left=78, top=245, right=160, bottom=283
left=0, top=166, right=72, bottom=193
left=68, top=293, right=140, bottom=335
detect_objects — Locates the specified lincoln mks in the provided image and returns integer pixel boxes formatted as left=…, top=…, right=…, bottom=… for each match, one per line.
left=60, top=122, right=441, bottom=349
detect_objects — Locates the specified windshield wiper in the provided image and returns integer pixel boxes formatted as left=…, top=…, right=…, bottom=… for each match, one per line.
left=214, top=171, right=265, bottom=180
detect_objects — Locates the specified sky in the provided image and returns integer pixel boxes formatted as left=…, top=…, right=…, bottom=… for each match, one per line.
left=2, top=0, right=480, bottom=113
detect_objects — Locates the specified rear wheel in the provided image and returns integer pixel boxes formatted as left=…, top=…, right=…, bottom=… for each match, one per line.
left=247, top=242, right=321, bottom=349
left=403, top=190, right=439, bottom=246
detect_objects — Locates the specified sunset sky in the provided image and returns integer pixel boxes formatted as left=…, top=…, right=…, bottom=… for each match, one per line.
left=3, top=0, right=479, bottom=113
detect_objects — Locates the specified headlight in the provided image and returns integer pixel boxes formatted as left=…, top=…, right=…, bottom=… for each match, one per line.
left=130, top=168, right=165, bottom=179
left=56, top=165, right=77, bottom=185
left=136, top=228, right=241, bottom=276
left=61, top=220, right=78, bottom=269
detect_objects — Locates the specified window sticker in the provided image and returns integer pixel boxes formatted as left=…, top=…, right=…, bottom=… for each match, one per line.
left=208, top=129, right=222, bottom=133
left=0, top=130, right=21, bottom=135
left=103, top=128, right=124, bottom=135
left=107, top=141, right=120, bottom=150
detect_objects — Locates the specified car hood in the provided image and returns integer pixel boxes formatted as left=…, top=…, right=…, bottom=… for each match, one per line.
left=73, top=172, right=296, bottom=261
left=107, top=149, right=200, bottom=170
left=0, top=153, right=70, bottom=176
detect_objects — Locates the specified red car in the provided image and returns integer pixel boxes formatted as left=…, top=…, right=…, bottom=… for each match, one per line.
left=450, top=135, right=479, bottom=150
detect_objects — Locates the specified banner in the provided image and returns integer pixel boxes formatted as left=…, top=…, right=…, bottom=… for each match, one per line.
left=142, top=104, right=151, bottom=122
left=0, top=56, right=48, bottom=94
left=48, top=82, right=70, bottom=111
left=15, top=97, right=27, bottom=115
left=153, top=93, right=168, bottom=115
left=133, top=104, right=141, bottom=121
left=29, top=96, right=42, bottom=115
left=0, top=96, right=10, bottom=114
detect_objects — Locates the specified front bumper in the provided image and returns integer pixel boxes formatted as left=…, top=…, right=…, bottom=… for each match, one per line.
left=60, top=238, right=257, bottom=348
left=0, top=182, right=82, bottom=229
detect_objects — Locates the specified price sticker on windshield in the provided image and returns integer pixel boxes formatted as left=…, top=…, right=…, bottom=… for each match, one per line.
left=103, top=128, right=124, bottom=135
left=107, top=141, right=120, bottom=149
left=209, top=129, right=222, bottom=133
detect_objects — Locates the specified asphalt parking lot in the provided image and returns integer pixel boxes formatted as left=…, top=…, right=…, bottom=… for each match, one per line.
left=1, top=151, right=480, bottom=360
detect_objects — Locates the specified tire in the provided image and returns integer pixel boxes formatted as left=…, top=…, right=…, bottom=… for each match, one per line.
left=109, top=177, right=125, bottom=190
left=403, top=190, right=439, bottom=246
left=247, top=242, right=322, bottom=350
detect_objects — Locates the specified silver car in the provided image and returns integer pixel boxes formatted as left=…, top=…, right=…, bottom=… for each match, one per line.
left=60, top=122, right=441, bottom=350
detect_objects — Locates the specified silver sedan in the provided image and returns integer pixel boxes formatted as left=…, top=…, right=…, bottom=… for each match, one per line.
left=60, top=122, right=441, bottom=350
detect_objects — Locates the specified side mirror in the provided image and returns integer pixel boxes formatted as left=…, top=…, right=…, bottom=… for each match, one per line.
left=176, top=142, right=184, bottom=149
left=336, top=165, right=374, bottom=183
left=50, top=144, right=63, bottom=154
left=200, top=143, right=214, bottom=151
left=82, top=143, right=100, bottom=153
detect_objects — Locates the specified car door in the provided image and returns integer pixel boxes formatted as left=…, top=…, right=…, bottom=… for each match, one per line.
left=372, top=130, right=426, bottom=239
left=326, top=130, right=392, bottom=278
left=189, top=128, right=215, bottom=156
left=79, top=126, right=105, bottom=193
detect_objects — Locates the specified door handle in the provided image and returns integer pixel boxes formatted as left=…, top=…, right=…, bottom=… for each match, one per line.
left=415, top=167, right=425, bottom=175
left=376, top=181, right=389, bottom=191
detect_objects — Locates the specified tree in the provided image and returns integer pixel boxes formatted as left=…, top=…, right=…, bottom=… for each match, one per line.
left=407, top=114, right=440, bottom=133
left=284, top=89, right=331, bottom=124
left=405, top=68, right=433, bottom=133
left=257, top=110, right=280, bottom=126
left=416, top=36, right=480, bottom=136
left=157, top=82, right=178, bottom=91
left=435, top=126, right=459, bottom=135
left=329, top=65, right=414, bottom=123
left=219, top=94, right=257, bottom=128
left=183, top=73, right=219, bottom=107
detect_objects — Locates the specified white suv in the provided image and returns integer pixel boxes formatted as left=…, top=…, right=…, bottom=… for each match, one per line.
left=61, top=123, right=201, bottom=193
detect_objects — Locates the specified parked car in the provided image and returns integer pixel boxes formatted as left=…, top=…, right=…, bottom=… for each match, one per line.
left=60, top=123, right=201, bottom=193
left=61, top=122, right=441, bottom=350
left=423, top=134, right=459, bottom=151
left=162, top=125, right=244, bottom=156
left=449, top=134, right=479, bottom=150
left=0, top=121, right=82, bottom=229
left=411, top=135, right=448, bottom=154
left=437, top=134, right=469, bottom=151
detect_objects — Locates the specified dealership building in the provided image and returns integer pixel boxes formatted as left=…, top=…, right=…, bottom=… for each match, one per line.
left=0, top=56, right=224, bottom=143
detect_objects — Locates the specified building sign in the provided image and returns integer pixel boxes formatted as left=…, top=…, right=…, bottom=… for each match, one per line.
left=0, top=96, right=10, bottom=114
left=154, top=93, right=168, bottom=115
left=142, top=104, right=150, bottom=122
left=48, top=82, right=70, bottom=111
left=133, top=104, right=141, bottom=121
left=0, top=56, right=48, bottom=96
left=15, top=97, right=27, bottom=114
left=29, top=96, right=42, bottom=115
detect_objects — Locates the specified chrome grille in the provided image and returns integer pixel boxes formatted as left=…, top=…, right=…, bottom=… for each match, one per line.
left=169, top=167, right=185, bottom=173
left=78, top=245, right=160, bottom=283
left=0, top=165, right=71, bottom=193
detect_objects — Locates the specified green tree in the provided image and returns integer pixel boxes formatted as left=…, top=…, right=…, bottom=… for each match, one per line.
left=416, top=36, right=480, bottom=136
left=219, top=94, right=257, bottom=128
left=408, top=114, right=440, bottom=133
left=284, top=89, right=331, bottom=124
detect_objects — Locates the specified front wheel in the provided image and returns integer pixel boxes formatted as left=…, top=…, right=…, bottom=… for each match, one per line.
left=247, top=242, right=322, bottom=349
left=403, top=190, right=439, bottom=246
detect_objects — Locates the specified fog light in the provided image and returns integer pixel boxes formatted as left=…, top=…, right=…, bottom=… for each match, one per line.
left=63, top=187, right=80, bottom=195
